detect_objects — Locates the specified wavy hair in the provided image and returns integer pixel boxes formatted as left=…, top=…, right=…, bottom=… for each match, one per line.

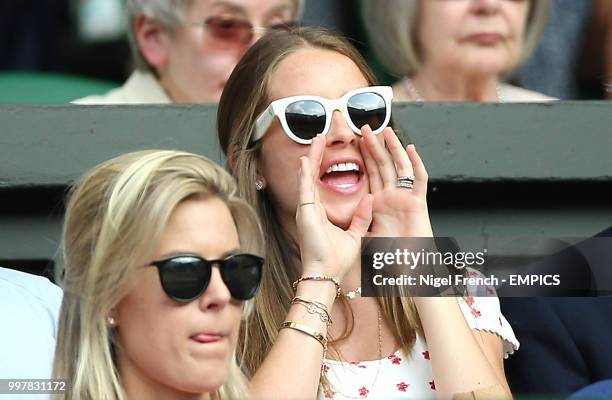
left=53, top=150, right=263, bottom=400
left=217, top=27, right=422, bottom=386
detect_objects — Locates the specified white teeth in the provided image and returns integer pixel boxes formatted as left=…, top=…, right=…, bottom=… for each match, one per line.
left=325, top=162, right=360, bottom=174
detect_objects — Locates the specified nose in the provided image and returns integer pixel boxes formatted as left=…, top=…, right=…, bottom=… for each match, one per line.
left=471, top=0, right=501, bottom=15
left=198, top=266, right=232, bottom=311
left=326, top=110, right=357, bottom=147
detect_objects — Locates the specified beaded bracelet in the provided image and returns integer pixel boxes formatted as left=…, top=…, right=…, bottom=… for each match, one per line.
left=291, top=296, right=333, bottom=326
left=292, top=275, right=341, bottom=298
left=280, top=321, right=327, bottom=350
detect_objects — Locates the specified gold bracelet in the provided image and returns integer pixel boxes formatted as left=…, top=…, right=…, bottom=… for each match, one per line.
left=292, top=275, right=341, bottom=298
left=280, top=321, right=327, bottom=350
left=291, top=297, right=333, bottom=326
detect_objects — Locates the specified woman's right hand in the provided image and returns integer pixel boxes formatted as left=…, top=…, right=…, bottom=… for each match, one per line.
left=296, top=135, right=373, bottom=281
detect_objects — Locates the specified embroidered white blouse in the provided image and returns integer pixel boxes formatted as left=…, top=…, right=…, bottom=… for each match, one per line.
left=319, top=295, right=519, bottom=399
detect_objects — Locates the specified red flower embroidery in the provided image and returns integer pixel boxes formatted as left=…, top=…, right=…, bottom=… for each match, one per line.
left=430, top=380, right=436, bottom=390
left=388, top=355, right=402, bottom=365
left=324, top=389, right=336, bottom=399
left=471, top=308, right=482, bottom=318
left=358, top=387, right=369, bottom=397
left=349, top=361, right=367, bottom=369
left=466, top=296, right=475, bottom=306
left=422, top=351, right=430, bottom=360
left=321, top=364, right=330, bottom=374
left=397, top=382, right=410, bottom=392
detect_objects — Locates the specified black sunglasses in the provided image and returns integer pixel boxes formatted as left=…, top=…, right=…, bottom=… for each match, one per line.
left=149, top=253, right=264, bottom=302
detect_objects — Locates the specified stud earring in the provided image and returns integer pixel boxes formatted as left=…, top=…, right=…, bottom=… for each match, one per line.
left=255, top=179, right=264, bottom=191
left=106, top=315, right=117, bottom=327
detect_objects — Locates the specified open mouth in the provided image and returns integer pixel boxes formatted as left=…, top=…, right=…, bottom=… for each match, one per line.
left=320, top=161, right=363, bottom=192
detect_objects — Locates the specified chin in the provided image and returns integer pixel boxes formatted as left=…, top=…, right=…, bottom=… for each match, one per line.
left=462, top=55, right=516, bottom=76
left=176, top=374, right=227, bottom=395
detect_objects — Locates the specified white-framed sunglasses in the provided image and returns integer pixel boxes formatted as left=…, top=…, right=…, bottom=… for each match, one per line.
left=252, top=86, right=394, bottom=145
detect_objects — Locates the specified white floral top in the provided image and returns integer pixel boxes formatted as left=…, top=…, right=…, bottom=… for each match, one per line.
left=319, top=295, right=519, bottom=399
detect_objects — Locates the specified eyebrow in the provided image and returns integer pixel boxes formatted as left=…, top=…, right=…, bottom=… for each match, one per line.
left=156, top=248, right=241, bottom=261
left=221, top=248, right=241, bottom=258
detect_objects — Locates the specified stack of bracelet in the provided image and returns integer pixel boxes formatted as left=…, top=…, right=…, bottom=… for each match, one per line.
left=291, top=296, right=332, bottom=327
left=291, top=275, right=342, bottom=299
left=280, top=321, right=328, bottom=352
left=280, top=275, right=339, bottom=363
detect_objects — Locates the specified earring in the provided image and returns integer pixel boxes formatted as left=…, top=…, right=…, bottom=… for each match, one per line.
left=255, top=179, right=264, bottom=191
left=106, top=315, right=117, bottom=327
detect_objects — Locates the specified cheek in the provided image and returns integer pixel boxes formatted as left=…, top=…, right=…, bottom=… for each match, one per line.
left=509, top=6, right=529, bottom=39
left=259, top=136, right=306, bottom=213
left=115, top=276, right=182, bottom=363
left=261, top=153, right=301, bottom=212
left=227, top=302, right=245, bottom=346
left=193, top=48, right=243, bottom=81
left=168, top=40, right=243, bottom=99
left=418, top=8, right=461, bottom=56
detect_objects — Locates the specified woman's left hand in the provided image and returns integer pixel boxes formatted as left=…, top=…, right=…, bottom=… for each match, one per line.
left=359, top=125, right=433, bottom=238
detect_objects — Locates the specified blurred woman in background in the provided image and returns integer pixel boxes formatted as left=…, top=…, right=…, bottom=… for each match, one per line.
left=363, top=0, right=555, bottom=102
left=75, top=0, right=303, bottom=103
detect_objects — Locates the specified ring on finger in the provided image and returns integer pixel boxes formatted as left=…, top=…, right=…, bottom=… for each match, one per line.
left=398, top=175, right=415, bottom=183
left=397, top=175, right=415, bottom=188
left=299, top=201, right=316, bottom=207
left=396, top=181, right=414, bottom=190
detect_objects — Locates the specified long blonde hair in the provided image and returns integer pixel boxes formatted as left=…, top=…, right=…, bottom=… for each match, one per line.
left=217, top=27, right=422, bottom=376
left=53, top=150, right=263, bottom=400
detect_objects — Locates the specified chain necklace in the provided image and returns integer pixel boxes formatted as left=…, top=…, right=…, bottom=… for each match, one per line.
left=404, top=77, right=505, bottom=103
left=322, top=302, right=383, bottom=399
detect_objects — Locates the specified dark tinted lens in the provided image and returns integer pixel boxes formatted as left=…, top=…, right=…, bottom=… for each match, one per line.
left=157, top=256, right=211, bottom=302
left=206, top=17, right=252, bottom=43
left=347, top=92, right=387, bottom=131
left=285, top=100, right=326, bottom=141
left=220, top=254, right=263, bottom=300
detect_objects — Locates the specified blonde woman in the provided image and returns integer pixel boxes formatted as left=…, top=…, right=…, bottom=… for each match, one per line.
left=218, top=27, right=519, bottom=399
left=362, top=0, right=555, bottom=102
left=53, top=150, right=264, bottom=400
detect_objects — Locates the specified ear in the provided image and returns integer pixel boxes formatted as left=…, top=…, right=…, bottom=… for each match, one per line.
left=134, top=14, right=170, bottom=69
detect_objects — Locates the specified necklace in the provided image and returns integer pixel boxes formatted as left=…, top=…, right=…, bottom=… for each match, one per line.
left=322, top=306, right=383, bottom=399
left=404, top=77, right=505, bottom=103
